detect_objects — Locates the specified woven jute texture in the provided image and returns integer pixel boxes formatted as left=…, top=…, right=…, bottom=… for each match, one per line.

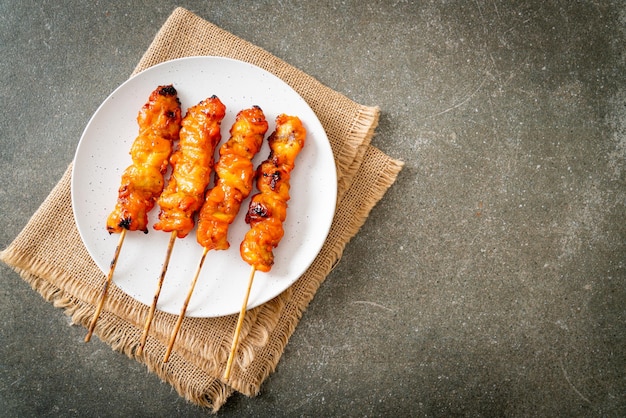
left=0, top=7, right=403, bottom=412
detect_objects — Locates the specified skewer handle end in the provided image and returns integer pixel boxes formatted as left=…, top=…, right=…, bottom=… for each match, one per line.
left=223, top=265, right=257, bottom=381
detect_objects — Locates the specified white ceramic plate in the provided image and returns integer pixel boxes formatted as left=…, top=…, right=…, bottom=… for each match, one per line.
left=71, top=56, right=336, bottom=317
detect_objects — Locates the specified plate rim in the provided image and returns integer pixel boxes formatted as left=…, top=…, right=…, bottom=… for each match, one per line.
left=70, top=55, right=337, bottom=317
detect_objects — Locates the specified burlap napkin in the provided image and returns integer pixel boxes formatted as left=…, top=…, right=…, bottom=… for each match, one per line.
left=0, top=7, right=403, bottom=412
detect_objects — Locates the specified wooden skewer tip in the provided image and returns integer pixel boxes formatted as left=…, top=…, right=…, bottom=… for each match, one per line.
left=85, top=228, right=127, bottom=343
left=223, top=265, right=257, bottom=381
left=163, top=246, right=210, bottom=363
left=137, top=231, right=178, bottom=356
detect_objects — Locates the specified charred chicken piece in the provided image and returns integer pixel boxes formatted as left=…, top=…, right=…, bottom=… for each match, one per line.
left=196, top=106, right=269, bottom=250
left=153, top=95, right=226, bottom=238
left=240, top=114, right=306, bottom=272
left=106, top=85, right=182, bottom=234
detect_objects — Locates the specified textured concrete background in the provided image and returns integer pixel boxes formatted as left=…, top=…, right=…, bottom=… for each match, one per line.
left=1, top=1, right=624, bottom=416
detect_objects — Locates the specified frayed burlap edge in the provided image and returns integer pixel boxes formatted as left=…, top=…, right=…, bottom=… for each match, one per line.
left=0, top=251, right=232, bottom=412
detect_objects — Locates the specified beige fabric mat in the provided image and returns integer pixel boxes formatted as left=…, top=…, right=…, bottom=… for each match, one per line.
left=0, top=7, right=403, bottom=412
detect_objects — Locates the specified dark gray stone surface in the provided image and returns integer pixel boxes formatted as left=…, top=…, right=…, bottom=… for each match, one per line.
left=1, top=1, right=624, bottom=416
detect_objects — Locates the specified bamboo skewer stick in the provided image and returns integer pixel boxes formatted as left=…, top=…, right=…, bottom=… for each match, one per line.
left=85, top=228, right=127, bottom=342
left=137, top=230, right=178, bottom=356
left=163, top=246, right=210, bottom=363
left=223, top=265, right=257, bottom=380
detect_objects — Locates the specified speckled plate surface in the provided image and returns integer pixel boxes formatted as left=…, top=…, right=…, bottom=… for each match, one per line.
left=71, top=56, right=336, bottom=317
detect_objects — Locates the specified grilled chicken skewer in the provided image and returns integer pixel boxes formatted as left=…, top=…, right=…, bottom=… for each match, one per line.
left=223, top=114, right=306, bottom=380
left=163, top=106, right=268, bottom=363
left=85, top=85, right=182, bottom=342
left=137, top=96, right=226, bottom=355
